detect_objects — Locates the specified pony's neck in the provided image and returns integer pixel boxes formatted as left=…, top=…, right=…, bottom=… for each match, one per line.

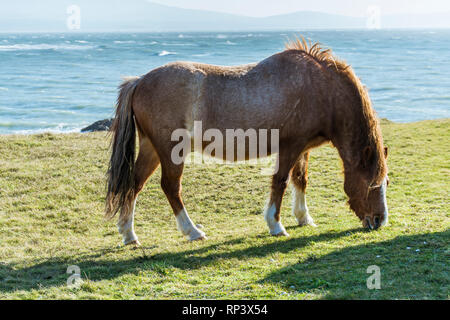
left=330, top=78, right=386, bottom=185
left=332, top=113, right=367, bottom=172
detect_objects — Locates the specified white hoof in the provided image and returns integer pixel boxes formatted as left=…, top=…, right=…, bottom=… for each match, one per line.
left=187, top=228, right=207, bottom=241
left=272, top=229, right=290, bottom=237
left=296, top=213, right=317, bottom=227
left=122, top=231, right=139, bottom=245
left=269, top=221, right=289, bottom=237
left=124, top=239, right=141, bottom=247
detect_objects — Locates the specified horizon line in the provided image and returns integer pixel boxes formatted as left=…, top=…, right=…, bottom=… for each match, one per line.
left=1, top=27, right=450, bottom=34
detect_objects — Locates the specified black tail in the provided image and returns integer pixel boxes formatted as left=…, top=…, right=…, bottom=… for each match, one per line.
left=105, top=76, right=140, bottom=221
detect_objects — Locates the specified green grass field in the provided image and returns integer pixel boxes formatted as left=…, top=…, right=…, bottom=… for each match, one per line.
left=0, top=119, right=448, bottom=299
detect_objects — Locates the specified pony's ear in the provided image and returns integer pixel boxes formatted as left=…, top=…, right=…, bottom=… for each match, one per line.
left=362, top=146, right=373, bottom=168
left=384, top=146, right=389, bottom=159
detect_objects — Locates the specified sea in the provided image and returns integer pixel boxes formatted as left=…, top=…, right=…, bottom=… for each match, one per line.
left=0, top=30, right=449, bottom=134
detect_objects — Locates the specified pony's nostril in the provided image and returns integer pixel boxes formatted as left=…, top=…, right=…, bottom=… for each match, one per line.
left=365, top=217, right=373, bottom=230
left=374, top=216, right=380, bottom=229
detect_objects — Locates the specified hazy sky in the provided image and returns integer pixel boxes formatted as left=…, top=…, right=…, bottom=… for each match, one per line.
left=150, top=0, right=450, bottom=17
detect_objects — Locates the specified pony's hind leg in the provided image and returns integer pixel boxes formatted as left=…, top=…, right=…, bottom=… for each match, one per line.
left=291, top=152, right=316, bottom=227
left=118, top=136, right=160, bottom=246
left=160, top=162, right=206, bottom=241
left=264, top=151, right=300, bottom=237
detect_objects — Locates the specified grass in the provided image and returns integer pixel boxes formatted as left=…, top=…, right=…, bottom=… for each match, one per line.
left=0, top=119, right=448, bottom=299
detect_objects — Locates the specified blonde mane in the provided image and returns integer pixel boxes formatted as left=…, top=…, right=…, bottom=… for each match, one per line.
left=285, top=36, right=348, bottom=71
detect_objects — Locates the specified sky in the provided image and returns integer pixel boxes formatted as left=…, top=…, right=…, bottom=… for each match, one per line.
left=150, top=0, right=450, bottom=17
left=1, top=0, right=450, bottom=32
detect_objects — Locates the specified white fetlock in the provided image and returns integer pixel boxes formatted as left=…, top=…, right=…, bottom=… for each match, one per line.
left=117, top=199, right=140, bottom=246
left=118, top=220, right=140, bottom=246
left=264, top=203, right=289, bottom=237
left=176, top=208, right=207, bottom=241
left=292, top=187, right=316, bottom=227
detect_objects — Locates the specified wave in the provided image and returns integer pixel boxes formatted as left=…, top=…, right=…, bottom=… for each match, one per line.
left=158, top=50, right=176, bottom=56
left=0, top=44, right=94, bottom=51
left=5, top=127, right=83, bottom=135
left=0, top=121, right=83, bottom=135
left=162, top=42, right=195, bottom=46
left=192, top=53, right=210, bottom=57
left=113, top=40, right=136, bottom=44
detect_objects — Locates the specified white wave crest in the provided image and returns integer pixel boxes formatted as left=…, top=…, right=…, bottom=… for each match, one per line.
left=158, top=50, right=176, bottom=56
left=113, top=40, right=136, bottom=44
left=0, top=44, right=94, bottom=51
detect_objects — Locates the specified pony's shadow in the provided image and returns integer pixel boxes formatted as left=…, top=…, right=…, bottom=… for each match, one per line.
left=2, top=228, right=446, bottom=297
left=0, top=229, right=354, bottom=293
left=260, top=230, right=449, bottom=299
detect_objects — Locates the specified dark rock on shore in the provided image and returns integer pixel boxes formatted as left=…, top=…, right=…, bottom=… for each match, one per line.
left=81, top=119, right=114, bottom=132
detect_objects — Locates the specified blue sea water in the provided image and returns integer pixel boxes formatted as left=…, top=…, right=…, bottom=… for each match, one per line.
left=0, top=30, right=449, bottom=134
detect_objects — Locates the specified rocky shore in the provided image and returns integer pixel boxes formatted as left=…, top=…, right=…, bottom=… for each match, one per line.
left=81, top=119, right=114, bottom=132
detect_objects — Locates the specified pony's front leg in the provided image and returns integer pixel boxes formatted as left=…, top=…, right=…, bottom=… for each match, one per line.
left=264, top=152, right=298, bottom=236
left=161, top=164, right=206, bottom=241
left=291, top=152, right=316, bottom=227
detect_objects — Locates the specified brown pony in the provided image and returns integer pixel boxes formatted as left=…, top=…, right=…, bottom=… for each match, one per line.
left=106, top=37, right=389, bottom=246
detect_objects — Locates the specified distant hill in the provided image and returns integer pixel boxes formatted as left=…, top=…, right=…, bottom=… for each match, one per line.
left=0, top=0, right=449, bottom=32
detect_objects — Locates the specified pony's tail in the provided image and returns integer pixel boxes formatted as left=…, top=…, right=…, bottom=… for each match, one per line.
left=105, top=76, right=140, bottom=221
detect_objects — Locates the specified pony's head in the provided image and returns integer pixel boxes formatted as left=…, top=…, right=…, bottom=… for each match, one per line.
left=345, top=146, right=389, bottom=230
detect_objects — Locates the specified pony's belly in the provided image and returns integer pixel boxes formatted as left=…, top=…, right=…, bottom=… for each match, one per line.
left=189, top=135, right=277, bottom=162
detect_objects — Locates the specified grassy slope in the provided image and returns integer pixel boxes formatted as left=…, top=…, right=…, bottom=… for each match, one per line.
left=0, top=119, right=448, bottom=299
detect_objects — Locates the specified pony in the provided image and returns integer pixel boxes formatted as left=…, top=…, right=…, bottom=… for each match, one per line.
left=105, top=37, right=389, bottom=246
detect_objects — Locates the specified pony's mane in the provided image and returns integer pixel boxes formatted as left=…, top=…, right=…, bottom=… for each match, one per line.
left=286, top=37, right=387, bottom=185
left=285, top=37, right=348, bottom=71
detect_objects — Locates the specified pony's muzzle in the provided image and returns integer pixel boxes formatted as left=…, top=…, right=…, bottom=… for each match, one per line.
left=373, top=216, right=381, bottom=229
left=363, top=216, right=382, bottom=230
